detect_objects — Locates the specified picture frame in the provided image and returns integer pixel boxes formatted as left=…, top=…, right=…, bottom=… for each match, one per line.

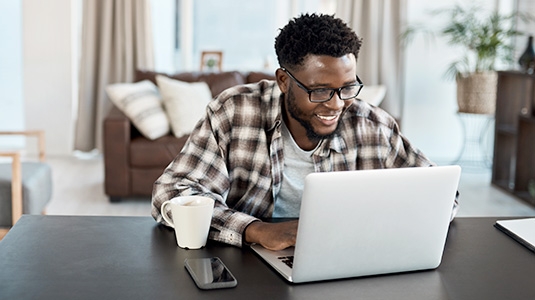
left=200, top=51, right=223, bottom=72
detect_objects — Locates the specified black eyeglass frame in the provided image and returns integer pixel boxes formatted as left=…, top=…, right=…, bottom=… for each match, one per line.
left=281, top=68, right=364, bottom=103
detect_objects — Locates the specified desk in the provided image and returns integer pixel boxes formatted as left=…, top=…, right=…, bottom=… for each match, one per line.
left=0, top=216, right=534, bottom=300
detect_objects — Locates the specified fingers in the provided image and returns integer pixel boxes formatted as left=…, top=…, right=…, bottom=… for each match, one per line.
left=244, top=220, right=298, bottom=250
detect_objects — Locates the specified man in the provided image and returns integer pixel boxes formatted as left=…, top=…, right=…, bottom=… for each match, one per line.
left=152, top=13, right=454, bottom=250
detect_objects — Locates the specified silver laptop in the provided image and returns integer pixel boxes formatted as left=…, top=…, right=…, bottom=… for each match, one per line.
left=251, top=165, right=461, bottom=283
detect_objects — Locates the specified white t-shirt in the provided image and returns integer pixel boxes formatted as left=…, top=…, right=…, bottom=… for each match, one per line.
left=272, top=121, right=316, bottom=217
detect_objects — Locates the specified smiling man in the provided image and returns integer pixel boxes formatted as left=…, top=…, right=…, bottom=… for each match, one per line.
left=152, top=13, right=444, bottom=249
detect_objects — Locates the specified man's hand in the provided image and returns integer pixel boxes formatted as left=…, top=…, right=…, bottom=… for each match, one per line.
left=244, top=220, right=298, bottom=251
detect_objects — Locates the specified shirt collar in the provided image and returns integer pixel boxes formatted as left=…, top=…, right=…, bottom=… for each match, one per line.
left=316, top=132, right=348, bottom=156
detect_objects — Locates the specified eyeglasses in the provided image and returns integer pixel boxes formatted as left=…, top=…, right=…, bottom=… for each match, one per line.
left=282, top=68, right=363, bottom=103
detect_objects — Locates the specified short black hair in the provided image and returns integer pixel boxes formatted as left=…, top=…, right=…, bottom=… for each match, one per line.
left=274, top=13, right=362, bottom=70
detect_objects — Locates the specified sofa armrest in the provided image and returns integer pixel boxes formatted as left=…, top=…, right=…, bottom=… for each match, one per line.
left=103, top=106, right=131, bottom=198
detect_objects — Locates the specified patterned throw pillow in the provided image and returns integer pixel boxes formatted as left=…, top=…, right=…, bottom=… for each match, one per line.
left=106, top=80, right=170, bottom=140
left=156, top=75, right=212, bottom=138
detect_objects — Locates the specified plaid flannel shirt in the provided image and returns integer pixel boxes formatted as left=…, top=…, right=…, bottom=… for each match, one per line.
left=151, top=80, right=450, bottom=247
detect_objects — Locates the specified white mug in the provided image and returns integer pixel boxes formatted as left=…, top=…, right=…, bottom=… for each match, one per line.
left=161, top=196, right=214, bottom=249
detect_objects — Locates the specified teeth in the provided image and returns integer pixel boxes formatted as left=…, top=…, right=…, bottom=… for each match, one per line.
left=317, top=115, right=337, bottom=121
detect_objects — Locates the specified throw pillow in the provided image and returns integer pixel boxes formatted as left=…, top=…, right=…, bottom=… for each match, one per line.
left=106, top=80, right=170, bottom=140
left=156, top=75, right=212, bottom=138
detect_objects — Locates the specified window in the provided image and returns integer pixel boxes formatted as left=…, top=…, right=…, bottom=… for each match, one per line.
left=151, top=0, right=336, bottom=73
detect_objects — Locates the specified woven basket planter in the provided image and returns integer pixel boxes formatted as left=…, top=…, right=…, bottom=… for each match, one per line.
left=456, top=72, right=497, bottom=115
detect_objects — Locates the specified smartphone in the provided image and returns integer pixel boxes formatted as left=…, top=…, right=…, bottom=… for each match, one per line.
left=184, top=257, right=238, bottom=290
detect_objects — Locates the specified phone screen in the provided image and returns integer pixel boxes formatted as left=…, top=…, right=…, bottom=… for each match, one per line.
left=184, top=257, right=237, bottom=289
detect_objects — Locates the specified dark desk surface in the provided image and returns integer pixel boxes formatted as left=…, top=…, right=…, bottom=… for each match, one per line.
left=0, top=215, right=534, bottom=300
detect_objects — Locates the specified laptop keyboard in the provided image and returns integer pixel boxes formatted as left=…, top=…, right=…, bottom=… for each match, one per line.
left=278, top=256, right=294, bottom=268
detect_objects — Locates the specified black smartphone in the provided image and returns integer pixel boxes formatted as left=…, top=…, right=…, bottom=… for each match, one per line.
left=184, top=257, right=238, bottom=290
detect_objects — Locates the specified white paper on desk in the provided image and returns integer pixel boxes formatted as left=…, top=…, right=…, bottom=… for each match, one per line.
left=495, top=218, right=535, bottom=252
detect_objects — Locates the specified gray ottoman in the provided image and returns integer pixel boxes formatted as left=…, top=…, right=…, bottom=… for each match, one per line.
left=0, top=162, right=53, bottom=227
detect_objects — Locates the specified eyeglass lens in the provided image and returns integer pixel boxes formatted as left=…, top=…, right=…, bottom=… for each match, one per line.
left=283, top=68, right=363, bottom=103
left=310, top=86, right=361, bottom=102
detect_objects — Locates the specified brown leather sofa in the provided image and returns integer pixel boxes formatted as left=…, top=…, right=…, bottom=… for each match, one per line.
left=103, top=70, right=275, bottom=202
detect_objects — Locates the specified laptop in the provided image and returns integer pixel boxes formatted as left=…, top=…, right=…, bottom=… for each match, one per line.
left=251, top=165, right=461, bottom=283
left=494, top=218, right=535, bottom=253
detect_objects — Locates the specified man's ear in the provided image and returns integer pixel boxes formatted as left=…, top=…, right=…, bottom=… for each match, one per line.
left=275, top=68, right=289, bottom=94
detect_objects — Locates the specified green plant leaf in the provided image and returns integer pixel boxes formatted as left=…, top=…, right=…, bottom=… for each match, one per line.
left=401, top=4, right=534, bottom=79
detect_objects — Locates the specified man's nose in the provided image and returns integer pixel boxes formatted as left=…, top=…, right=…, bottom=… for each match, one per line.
left=323, top=91, right=345, bottom=110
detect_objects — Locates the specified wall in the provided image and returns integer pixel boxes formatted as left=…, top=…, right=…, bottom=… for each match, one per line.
left=21, top=0, right=79, bottom=156
left=402, top=0, right=462, bottom=163
left=0, top=0, right=77, bottom=156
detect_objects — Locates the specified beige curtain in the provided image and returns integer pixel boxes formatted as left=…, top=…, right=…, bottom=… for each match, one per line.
left=336, top=0, right=406, bottom=120
left=75, top=0, right=154, bottom=151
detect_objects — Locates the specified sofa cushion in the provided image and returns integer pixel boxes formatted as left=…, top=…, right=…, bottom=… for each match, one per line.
left=156, top=75, right=212, bottom=138
left=135, top=70, right=246, bottom=97
left=0, top=162, right=52, bottom=227
left=106, top=80, right=170, bottom=140
left=130, top=168, right=167, bottom=196
left=192, top=72, right=246, bottom=97
left=246, top=71, right=276, bottom=83
left=129, top=135, right=188, bottom=168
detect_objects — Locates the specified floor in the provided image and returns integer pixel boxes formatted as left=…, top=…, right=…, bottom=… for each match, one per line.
left=45, top=154, right=152, bottom=217
left=43, top=155, right=535, bottom=218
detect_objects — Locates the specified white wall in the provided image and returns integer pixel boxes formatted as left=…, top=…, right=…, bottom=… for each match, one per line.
left=402, top=0, right=463, bottom=163
left=21, top=0, right=79, bottom=156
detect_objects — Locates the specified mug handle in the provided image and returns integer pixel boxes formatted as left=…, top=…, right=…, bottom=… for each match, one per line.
left=160, top=200, right=175, bottom=228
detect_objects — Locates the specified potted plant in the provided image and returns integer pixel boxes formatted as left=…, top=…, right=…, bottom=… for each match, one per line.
left=403, top=4, right=533, bottom=114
